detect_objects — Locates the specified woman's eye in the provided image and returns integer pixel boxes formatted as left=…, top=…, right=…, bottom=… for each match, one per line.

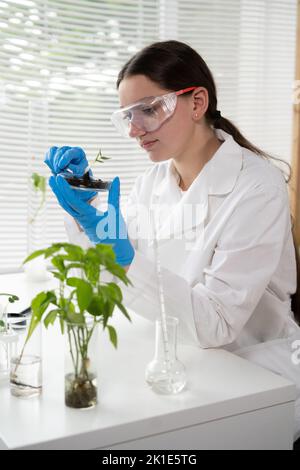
left=122, top=112, right=132, bottom=121
left=142, top=107, right=156, bottom=116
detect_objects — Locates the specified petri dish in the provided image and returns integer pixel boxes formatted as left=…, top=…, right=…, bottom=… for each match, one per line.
left=59, top=171, right=111, bottom=192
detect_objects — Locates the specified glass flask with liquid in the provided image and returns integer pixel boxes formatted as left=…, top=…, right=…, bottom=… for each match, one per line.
left=145, top=316, right=187, bottom=395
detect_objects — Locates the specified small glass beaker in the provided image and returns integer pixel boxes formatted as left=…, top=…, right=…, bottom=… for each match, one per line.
left=0, top=327, right=18, bottom=379
left=145, top=316, right=187, bottom=395
left=10, top=322, right=42, bottom=398
left=0, top=302, right=19, bottom=379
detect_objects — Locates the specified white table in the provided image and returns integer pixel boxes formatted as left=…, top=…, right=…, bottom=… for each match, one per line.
left=0, top=273, right=296, bottom=450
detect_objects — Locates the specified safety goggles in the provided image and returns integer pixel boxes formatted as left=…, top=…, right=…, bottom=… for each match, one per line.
left=111, top=87, right=197, bottom=138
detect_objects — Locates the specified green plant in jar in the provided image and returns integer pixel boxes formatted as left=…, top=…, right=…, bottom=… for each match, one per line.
left=22, top=242, right=132, bottom=408
left=0, top=293, right=19, bottom=331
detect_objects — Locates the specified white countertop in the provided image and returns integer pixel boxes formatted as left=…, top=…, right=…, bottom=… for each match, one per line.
left=0, top=273, right=296, bottom=450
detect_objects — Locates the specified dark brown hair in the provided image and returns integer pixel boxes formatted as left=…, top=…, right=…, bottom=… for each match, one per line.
left=117, top=39, right=299, bottom=324
left=291, top=224, right=300, bottom=322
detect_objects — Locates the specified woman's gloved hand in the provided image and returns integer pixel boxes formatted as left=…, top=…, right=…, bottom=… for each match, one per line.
left=49, top=175, right=135, bottom=267
left=44, top=146, right=89, bottom=176
left=44, top=146, right=97, bottom=202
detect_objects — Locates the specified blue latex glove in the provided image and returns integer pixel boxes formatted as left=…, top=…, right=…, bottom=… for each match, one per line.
left=45, top=146, right=89, bottom=176
left=49, top=174, right=135, bottom=267
left=44, top=146, right=97, bottom=202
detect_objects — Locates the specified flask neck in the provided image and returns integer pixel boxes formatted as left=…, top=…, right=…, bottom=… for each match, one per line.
left=154, top=319, right=178, bottom=361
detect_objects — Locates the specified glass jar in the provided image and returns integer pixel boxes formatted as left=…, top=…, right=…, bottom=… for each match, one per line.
left=10, top=322, right=42, bottom=398
left=0, top=302, right=17, bottom=379
left=145, top=316, right=187, bottom=395
left=64, top=318, right=98, bottom=409
left=0, top=326, right=18, bottom=380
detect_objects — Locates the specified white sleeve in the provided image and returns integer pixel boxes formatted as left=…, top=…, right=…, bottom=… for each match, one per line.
left=121, top=184, right=292, bottom=348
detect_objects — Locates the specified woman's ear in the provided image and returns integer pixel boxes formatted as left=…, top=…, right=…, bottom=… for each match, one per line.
left=191, top=87, right=209, bottom=121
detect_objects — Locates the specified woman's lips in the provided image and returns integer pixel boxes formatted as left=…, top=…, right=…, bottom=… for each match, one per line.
left=141, top=140, right=158, bottom=150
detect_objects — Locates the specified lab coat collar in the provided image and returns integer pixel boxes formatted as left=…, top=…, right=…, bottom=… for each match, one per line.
left=153, top=128, right=243, bottom=199
left=151, top=129, right=243, bottom=241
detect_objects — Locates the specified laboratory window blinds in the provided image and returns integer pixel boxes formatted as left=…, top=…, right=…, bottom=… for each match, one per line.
left=0, top=0, right=297, bottom=272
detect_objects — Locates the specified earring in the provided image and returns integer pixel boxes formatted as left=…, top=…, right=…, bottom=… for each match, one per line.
left=194, top=113, right=198, bottom=119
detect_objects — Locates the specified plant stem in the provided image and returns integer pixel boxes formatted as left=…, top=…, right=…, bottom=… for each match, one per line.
left=78, top=326, right=88, bottom=379
left=70, top=325, right=79, bottom=378
left=12, top=338, right=27, bottom=377
left=28, top=192, right=45, bottom=224
left=67, top=325, right=77, bottom=377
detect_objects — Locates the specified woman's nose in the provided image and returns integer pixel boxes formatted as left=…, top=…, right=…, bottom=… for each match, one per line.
left=128, top=121, right=146, bottom=138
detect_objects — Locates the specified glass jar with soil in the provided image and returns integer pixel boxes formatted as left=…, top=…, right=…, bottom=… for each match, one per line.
left=64, top=318, right=98, bottom=409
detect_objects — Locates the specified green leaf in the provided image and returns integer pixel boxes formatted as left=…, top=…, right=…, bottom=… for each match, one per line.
left=59, top=316, right=65, bottom=334
left=86, top=295, right=105, bottom=317
left=102, top=301, right=115, bottom=328
left=77, top=284, right=93, bottom=312
left=51, top=271, right=65, bottom=282
left=94, top=149, right=111, bottom=164
left=51, top=255, right=66, bottom=274
left=63, top=244, right=84, bottom=261
left=109, top=282, right=122, bottom=301
left=101, top=283, right=124, bottom=305
left=83, top=250, right=100, bottom=284
left=0, top=320, right=5, bottom=328
left=64, top=262, right=84, bottom=273
left=44, top=243, right=66, bottom=259
left=66, top=277, right=87, bottom=288
left=95, top=244, right=116, bottom=263
left=43, top=309, right=60, bottom=328
left=107, top=324, right=118, bottom=348
left=23, top=249, right=46, bottom=265
left=31, top=292, right=47, bottom=315
left=0, top=293, right=19, bottom=303
left=59, top=296, right=66, bottom=309
left=115, top=301, right=131, bottom=322
left=31, top=173, right=46, bottom=194
left=66, top=277, right=93, bottom=313
left=26, top=291, right=57, bottom=343
left=66, top=310, right=85, bottom=325
left=104, top=262, right=132, bottom=286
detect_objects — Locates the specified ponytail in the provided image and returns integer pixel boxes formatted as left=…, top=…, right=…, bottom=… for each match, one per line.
left=213, top=114, right=291, bottom=181
left=291, top=219, right=300, bottom=324
left=214, top=114, right=299, bottom=324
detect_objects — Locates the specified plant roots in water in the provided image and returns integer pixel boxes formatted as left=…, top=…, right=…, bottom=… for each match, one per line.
left=65, top=373, right=97, bottom=409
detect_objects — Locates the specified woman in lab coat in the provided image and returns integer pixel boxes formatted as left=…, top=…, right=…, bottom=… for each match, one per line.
left=46, top=40, right=300, bottom=443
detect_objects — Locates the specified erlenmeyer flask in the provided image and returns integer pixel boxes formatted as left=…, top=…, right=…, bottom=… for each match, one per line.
left=145, top=316, right=187, bottom=395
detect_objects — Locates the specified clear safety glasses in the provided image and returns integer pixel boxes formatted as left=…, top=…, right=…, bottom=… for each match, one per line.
left=111, top=87, right=197, bottom=138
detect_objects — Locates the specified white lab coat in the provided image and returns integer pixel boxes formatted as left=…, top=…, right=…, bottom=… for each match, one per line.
left=65, top=128, right=300, bottom=440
